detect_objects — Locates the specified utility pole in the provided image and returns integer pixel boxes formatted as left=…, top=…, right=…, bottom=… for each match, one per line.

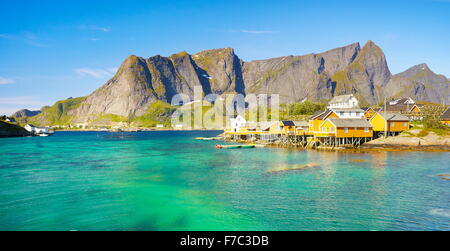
left=384, top=97, right=387, bottom=138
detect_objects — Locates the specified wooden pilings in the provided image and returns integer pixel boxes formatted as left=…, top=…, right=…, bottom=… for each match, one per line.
left=225, top=132, right=372, bottom=149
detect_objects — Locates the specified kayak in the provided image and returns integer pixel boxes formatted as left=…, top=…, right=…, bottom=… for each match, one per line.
left=215, top=144, right=255, bottom=149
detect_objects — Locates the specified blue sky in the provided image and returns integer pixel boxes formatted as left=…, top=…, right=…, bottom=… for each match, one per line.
left=1, top=0, right=449, bottom=115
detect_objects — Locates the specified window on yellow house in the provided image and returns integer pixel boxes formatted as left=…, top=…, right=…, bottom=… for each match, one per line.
left=364, top=127, right=369, bottom=132
left=344, top=128, right=348, bottom=133
left=403, top=122, right=406, bottom=127
left=390, top=122, right=395, bottom=127
left=322, top=127, right=326, bottom=132
left=330, top=127, right=335, bottom=132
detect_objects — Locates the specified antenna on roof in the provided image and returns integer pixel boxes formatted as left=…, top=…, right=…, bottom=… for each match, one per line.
left=384, top=97, right=387, bottom=138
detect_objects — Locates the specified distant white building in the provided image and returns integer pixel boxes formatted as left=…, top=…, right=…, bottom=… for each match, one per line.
left=5, top=117, right=16, bottom=123
left=156, top=124, right=164, bottom=128
left=35, top=127, right=49, bottom=134
left=24, top=124, right=49, bottom=134
left=229, top=115, right=247, bottom=132
left=173, top=124, right=183, bottom=130
left=328, top=94, right=359, bottom=109
left=388, top=97, right=415, bottom=106
left=24, top=124, right=36, bottom=133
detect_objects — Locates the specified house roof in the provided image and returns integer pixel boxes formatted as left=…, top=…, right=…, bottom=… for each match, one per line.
left=408, top=104, right=423, bottom=112
left=281, top=120, right=295, bottom=126
left=382, top=104, right=414, bottom=112
left=329, top=94, right=355, bottom=104
left=383, top=98, right=418, bottom=112
left=294, top=121, right=309, bottom=127
left=309, top=109, right=331, bottom=120
left=389, top=97, right=415, bottom=105
left=259, top=121, right=278, bottom=131
left=328, top=118, right=373, bottom=128
left=361, top=107, right=374, bottom=112
left=441, top=107, right=450, bottom=120
left=377, top=112, right=410, bottom=121
left=331, top=108, right=365, bottom=113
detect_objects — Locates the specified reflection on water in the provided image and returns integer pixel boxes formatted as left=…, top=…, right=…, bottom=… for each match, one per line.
left=0, top=131, right=449, bottom=231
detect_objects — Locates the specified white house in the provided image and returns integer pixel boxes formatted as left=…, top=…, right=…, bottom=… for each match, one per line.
left=24, top=124, right=49, bottom=134
left=388, top=97, right=415, bottom=106
left=328, top=94, right=359, bottom=109
left=24, top=124, right=36, bottom=133
left=5, top=117, right=16, bottom=123
left=229, top=115, right=247, bottom=132
left=330, top=108, right=365, bottom=119
left=35, top=127, right=49, bottom=134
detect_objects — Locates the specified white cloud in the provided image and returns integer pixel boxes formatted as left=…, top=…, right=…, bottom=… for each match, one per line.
left=73, top=68, right=117, bottom=79
left=108, top=67, right=119, bottom=74
left=0, top=77, right=15, bottom=85
left=79, top=25, right=111, bottom=32
left=0, top=32, right=48, bottom=47
left=0, top=96, right=46, bottom=106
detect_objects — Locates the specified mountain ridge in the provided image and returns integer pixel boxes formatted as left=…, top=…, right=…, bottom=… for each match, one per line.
left=13, top=41, right=450, bottom=126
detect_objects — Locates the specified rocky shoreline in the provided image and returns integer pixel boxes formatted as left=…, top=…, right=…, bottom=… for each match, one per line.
left=0, top=121, right=33, bottom=138
left=360, top=130, right=449, bottom=152
left=221, top=130, right=450, bottom=152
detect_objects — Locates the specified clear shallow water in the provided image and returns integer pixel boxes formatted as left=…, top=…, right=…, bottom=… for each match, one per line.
left=0, top=131, right=449, bottom=231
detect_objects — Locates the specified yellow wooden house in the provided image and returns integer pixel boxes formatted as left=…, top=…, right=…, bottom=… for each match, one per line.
left=318, top=118, right=373, bottom=138
left=308, top=109, right=338, bottom=132
left=408, top=104, right=422, bottom=113
left=362, top=107, right=376, bottom=120
left=369, top=112, right=410, bottom=134
left=440, top=107, right=450, bottom=126
left=294, top=121, right=309, bottom=135
left=281, top=120, right=296, bottom=134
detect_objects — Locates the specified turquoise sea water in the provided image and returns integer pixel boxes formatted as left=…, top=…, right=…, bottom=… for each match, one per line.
left=0, top=131, right=449, bottom=231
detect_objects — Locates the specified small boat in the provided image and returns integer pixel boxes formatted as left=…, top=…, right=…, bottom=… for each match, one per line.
left=38, top=134, right=49, bottom=137
left=215, top=144, right=255, bottom=149
left=196, top=137, right=222, bottom=141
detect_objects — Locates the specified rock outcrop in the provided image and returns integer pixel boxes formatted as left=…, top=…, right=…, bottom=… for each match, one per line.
left=11, top=109, right=41, bottom=118
left=0, top=121, right=33, bottom=138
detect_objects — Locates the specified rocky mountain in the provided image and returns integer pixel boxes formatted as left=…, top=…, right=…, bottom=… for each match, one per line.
left=385, top=63, right=449, bottom=104
left=17, top=41, right=450, bottom=126
left=11, top=109, right=41, bottom=118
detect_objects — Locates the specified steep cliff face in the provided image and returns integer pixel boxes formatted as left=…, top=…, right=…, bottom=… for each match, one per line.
left=329, top=41, right=391, bottom=106
left=192, top=48, right=245, bottom=94
left=72, top=48, right=244, bottom=119
left=243, top=43, right=361, bottom=103
left=16, top=41, right=449, bottom=125
left=386, top=63, right=450, bottom=104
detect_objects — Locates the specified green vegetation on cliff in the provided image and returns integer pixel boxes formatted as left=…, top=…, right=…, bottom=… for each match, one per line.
left=131, top=101, right=177, bottom=127
left=28, top=97, right=86, bottom=126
